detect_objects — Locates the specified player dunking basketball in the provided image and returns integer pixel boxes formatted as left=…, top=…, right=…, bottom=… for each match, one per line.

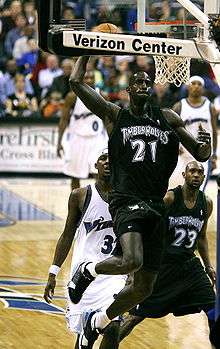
left=67, top=56, right=211, bottom=348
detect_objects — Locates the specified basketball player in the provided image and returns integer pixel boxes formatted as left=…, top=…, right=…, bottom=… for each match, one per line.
left=169, top=75, right=218, bottom=191
left=57, top=70, right=108, bottom=189
left=119, top=161, right=216, bottom=347
left=44, top=150, right=126, bottom=349
left=68, top=56, right=211, bottom=347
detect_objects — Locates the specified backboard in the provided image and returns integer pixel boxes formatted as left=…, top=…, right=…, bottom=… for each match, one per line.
left=37, top=0, right=220, bottom=84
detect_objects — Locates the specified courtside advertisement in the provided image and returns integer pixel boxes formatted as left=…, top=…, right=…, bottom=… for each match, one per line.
left=0, top=125, right=62, bottom=173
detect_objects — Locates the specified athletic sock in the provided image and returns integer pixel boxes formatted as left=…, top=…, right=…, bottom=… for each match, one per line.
left=91, top=311, right=111, bottom=331
left=84, top=262, right=98, bottom=278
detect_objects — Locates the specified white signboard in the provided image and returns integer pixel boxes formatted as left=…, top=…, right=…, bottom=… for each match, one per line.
left=0, top=125, right=63, bottom=173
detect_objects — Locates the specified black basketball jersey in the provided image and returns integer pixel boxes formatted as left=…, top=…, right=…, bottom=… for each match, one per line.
left=164, top=185, right=208, bottom=262
left=109, top=106, right=179, bottom=200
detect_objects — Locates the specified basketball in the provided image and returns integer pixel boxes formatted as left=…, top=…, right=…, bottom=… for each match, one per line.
left=94, top=23, right=119, bottom=34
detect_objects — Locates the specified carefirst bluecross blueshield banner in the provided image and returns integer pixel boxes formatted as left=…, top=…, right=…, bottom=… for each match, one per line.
left=0, top=125, right=63, bottom=173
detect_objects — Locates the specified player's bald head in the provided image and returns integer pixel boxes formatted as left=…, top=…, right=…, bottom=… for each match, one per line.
left=185, top=161, right=204, bottom=173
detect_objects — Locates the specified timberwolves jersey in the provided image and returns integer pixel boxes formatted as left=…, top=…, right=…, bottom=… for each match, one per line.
left=165, top=185, right=207, bottom=262
left=69, top=95, right=105, bottom=136
left=109, top=106, right=179, bottom=199
left=70, top=183, right=116, bottom=275
left=180, top=97, right=212, bottom=140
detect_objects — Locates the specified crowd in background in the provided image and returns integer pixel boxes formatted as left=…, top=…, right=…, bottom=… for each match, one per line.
left=0, top=0, right=220, bottom=119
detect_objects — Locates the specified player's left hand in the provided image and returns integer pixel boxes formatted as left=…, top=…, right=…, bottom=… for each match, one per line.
left=44, top=274, right=56, bottom=303
left=205, top=266, right=216, bottom=287
left=197, top=123, right=211, bottom=144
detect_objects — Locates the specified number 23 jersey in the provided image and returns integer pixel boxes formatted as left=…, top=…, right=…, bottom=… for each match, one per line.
left=109, top=106, right=179, bottom=200
left=165, top=185, right=207, bottom=262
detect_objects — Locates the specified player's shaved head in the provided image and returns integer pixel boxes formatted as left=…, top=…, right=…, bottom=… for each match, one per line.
left=129, top=71, right=152, bottom=86
left=185, top=161, right=204, bottom=173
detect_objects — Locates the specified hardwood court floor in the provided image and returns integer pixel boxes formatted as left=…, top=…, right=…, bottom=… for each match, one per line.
left=0, top=177, right=217, bottom=349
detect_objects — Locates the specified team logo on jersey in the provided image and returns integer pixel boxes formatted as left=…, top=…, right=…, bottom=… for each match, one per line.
left=121, top=125, right=170, bottom=144
left=169, top=215, right=204, bottom=231
left=84, top=216, right=113, bottom=234
left=74, top=112, right=93, bottom=120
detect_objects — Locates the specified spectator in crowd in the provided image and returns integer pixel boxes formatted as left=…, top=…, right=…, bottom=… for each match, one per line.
left=0, top=58, right=33, bottom=104
left=47, top=59, right=73, bottom=99
left=86, top=57, right=104, bottom=89
left=159, top=0, right=174, bottom=21
left=12, top=24, right=35, bottom=60
left=134, top=55, right=155, bottom=80
left=30, top=49, right=47, bottom=99
left=97, top=56, right=115, bottom=82
left=16, top=38, right=39, bottom=75
left=0, top=0, right=22, bottom=49
left=62, top=6, right=75, bottom=21
left=4, top=13, right=27, bottom=57
left=40, top=91, right=64, bottom=118
left=116, top=58, right=131, bottom=90
left=152, top=82, right=177, bottom=108
left=5, top=73, right=38, bottom=117
left=23, top=0, right=36, bottom=25
left=38, top=54, right=63, bottom=98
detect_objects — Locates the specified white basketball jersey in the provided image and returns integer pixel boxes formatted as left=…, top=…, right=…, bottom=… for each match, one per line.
left=180, top=97, right=212, bottom=138
left=68, top=184, right=126, bottom=315
left=69, top=95, right=105, bottom=136
left=70, top=184, right=116, bottom=275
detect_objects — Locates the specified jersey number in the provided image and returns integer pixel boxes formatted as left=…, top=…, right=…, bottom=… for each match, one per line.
left=172, top=228, right=198, bottom=249
left=130, top=139, right=158, bottom=163
left=101, top=235, right=116, bottom=254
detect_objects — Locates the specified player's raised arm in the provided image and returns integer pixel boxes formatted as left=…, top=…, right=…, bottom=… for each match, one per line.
left=69, top=56, right=120, bottom=131
left=162, top=108, right=211, bottom=162
left=44, top=188, right=84, bottom=303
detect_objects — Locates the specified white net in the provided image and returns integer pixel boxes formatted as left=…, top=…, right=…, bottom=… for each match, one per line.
left=153, top=55, right=191, bottom=87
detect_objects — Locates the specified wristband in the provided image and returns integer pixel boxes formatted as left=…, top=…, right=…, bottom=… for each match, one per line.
left=49, top=265, right=60, bottom=276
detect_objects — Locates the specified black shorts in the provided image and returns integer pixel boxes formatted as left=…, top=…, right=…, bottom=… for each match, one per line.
left=130, top=257, right=215, bottom=318
left=109, top=193, right=167, bottom=273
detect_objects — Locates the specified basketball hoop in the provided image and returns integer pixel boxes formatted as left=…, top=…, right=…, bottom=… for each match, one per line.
left=140, top=21, right=194, bottom=86
left=153, top=55, right=191, bottom=87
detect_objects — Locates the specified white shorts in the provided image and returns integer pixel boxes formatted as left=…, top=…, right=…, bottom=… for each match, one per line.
left=62, top=130, right=108, bottom=179
left=169, top=151, right=210, bottom=191
left=65, top=274, right=126, bottom=334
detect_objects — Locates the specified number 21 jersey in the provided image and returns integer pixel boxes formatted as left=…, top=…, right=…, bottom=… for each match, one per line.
left=109, top=106, right=179, bottom=199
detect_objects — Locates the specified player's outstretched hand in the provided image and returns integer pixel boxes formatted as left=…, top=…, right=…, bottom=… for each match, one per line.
left=206, top=266, right=216, bottom=287
left=197, top=123, right=211, bottom=144
left=44, top=275, right=56, bottom=303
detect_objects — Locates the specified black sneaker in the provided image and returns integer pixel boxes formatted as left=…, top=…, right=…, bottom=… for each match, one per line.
left=79, top=310, right=99, bottom=349
left=68, top=263, right=95, bottom=304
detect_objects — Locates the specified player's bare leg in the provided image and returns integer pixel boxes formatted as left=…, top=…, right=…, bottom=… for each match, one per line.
left=119, top=314, right=143, bottom=342
left=99, top=321, right=120, bottom=349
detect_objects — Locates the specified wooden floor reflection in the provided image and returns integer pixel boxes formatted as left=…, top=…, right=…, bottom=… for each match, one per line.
left=0, top=177, right=217, bottom=349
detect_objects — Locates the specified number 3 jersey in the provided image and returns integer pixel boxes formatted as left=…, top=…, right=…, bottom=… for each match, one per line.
left=68, top=184, right=126, bottom=313
left=109, top=106, right=179, bottom=200
left=164, top=185, right=207, bottom=263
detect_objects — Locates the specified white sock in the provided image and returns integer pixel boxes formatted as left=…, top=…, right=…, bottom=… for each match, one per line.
left=91, top=311, right=111, bottom=330
left=85, top=262, right=98, bottom=278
